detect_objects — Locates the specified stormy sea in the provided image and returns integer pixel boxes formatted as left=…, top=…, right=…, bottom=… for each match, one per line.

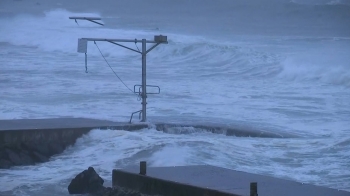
left=0, top=0, right=350, bottom=195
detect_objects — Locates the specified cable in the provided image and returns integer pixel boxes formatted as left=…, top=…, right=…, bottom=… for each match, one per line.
left=134, top=39, right=140, bottom=52
left=94, top=41, right=135, bottom=94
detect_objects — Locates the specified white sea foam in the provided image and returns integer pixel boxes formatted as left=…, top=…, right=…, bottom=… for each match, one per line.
left=0, top=2, right=350, bottom=195
left=278, top=46, right=350, bottom=87
left=1, top=128, right=349, bottom=194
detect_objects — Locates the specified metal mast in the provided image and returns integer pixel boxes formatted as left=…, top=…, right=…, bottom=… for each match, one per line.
left=77, top=35, right=168, bottom=122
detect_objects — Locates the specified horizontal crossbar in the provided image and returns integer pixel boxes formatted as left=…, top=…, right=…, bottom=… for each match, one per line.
left=69, top=16, right=102, bottom=20
left=81, top=38, right=168, bottom=44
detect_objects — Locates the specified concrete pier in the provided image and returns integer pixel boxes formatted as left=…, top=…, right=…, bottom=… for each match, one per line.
left=0, top=117, right=147, bottom=131
left=1, top=118, right=349, bottom=195
left=0, top=118, right=148, bottom=147
left=113, top=165, right=350, bottom=196
left=0, top=117, right=303, bottom=169
left=0, top=118, right=147, bottom=168
left=0, top=117, right=289, bottom=169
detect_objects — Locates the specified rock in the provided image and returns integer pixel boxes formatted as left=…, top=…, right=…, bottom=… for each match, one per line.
left=68, top=167, right=105, bottom=194
left=67, top=168, right=161, bottom=196
left=100, top=187, right=113, bottom=196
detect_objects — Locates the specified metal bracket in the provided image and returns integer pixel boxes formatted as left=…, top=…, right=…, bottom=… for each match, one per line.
left=69, top=16, right=104, bottom=26
left=129, top=110, right=142, bottom=123
left=129, top=85, right=160, bottom=123
left=133, top=85, right=160, bottom=95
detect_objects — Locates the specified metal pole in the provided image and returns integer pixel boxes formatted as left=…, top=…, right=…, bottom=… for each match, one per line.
left=141, top=39, right=147, bottom=122
left=76, top=36, right=168, bottom=123
left=139, top=161, right=147, bottom=175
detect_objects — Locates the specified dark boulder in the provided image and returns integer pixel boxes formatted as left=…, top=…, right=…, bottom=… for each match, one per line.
left=68, top=167, right=105, bottom=194
left=67, top=167, right=159, bottom=196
